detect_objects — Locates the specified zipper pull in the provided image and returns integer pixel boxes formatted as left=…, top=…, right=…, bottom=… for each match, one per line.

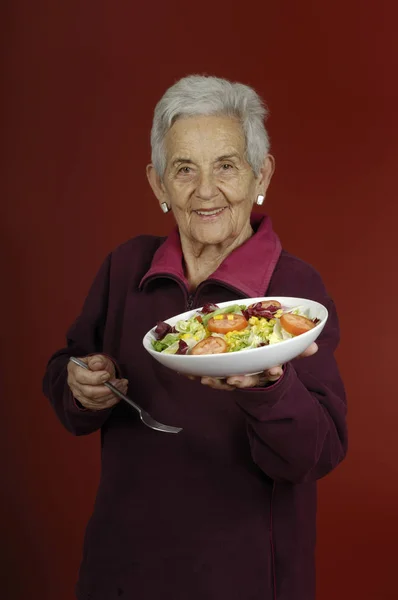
left=186, top=294, right=194, bottom=310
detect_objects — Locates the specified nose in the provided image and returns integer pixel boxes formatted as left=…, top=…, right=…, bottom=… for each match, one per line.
left=196, top=170, right=218, bottom=201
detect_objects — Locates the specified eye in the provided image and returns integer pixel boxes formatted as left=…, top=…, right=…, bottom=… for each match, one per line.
left=221, top=163, right=233, bottom=170
left=178, top=166, right=192, bottom=174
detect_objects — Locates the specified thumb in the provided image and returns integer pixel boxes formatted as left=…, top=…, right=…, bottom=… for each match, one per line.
left=87, top=354, right=112, bottom=373
left=298, top=342, right=318, bottom=359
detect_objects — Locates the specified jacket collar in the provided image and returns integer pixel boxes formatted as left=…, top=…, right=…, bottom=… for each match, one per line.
left=139, top=213, right=282, bottom=298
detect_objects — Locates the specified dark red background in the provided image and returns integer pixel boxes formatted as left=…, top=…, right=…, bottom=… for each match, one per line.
left=2, top=1, right=397, bottom=598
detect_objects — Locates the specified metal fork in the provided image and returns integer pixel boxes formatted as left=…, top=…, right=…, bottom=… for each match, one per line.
left=69, top=357, right=182, bottom=434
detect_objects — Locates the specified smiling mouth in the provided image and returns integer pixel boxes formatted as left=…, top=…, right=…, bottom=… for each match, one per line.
left=193, top=207, right=226, bottom=216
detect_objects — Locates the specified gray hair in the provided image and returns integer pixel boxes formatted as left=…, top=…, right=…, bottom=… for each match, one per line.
left=150, top=75, right=270, bottom=177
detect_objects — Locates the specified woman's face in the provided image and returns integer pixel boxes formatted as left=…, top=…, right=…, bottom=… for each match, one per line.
left=148, top=115, right=274, bottom=247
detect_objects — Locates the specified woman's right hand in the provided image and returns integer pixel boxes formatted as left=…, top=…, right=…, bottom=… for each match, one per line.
left=67, top=354, right=128, bottom=411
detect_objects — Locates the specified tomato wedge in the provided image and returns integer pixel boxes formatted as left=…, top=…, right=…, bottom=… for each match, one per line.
left=207, top=313, right=248, bottom=334
left=280, top=313, right=316, bottom=336
left=191, top=336, right=228, bottom=355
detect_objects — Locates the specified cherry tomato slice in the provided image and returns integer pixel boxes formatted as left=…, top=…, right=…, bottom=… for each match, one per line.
left=247, top=300, right=282, bottom=311
left=260, top=300, right=282, bottom=309
left=191, top=336, right=228, bottom=355
left=280, top=313, right=316, bottom=336
left=207, top=313, right=248, bottom=334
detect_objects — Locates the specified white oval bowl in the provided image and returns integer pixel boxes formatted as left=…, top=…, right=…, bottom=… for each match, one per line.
left=142, top=297, right=328, bottom=378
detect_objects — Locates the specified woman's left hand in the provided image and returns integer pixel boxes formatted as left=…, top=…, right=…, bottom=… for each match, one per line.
left=197, top=342, right=319, bottom=391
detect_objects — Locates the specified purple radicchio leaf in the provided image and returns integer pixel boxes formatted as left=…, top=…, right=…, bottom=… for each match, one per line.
left=176, top=340, right=189, bottom=355
left=154, top=321, right=175, bottom=340
left=242, top=302, right=280, bottom=321
left=200, top=302, right=220, bottom=314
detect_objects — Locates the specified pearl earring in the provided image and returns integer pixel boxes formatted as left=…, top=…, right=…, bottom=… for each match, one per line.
left=256, top=195, right=265, bottom=206
left=161, top=202, right=170, bottom=213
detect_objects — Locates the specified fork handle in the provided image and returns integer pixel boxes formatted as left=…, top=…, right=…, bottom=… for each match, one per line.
left=103, top=381, right=142, bottom=414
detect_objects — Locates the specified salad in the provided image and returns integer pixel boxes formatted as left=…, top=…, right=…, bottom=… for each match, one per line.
left=152, top=300, right=321, bottom=356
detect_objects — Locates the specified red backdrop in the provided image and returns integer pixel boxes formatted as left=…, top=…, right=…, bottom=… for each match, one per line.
left=2, top=1, right=398, bottom=598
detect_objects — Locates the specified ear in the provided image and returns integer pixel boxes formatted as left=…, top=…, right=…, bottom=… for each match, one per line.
left=146, top=164, right=168, bottom=206
left=256, top=154, right=275, bottom=196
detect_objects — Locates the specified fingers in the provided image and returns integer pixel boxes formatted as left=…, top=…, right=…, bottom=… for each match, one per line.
left=77, top=394, right=118, bottom=411
left=73, top=379, right=128, bottom=411
left=75, top=368, right=112, bottom=386
left=264, top=366, right=284, bottom=382
left=188, top=342, right=318, bottom=393
left=76, top=378, right=125, bottom=400
left=202, top=366, right=284, bottom=390
left=226, top=374, right=263, bottom=388
left=226, top=367, right=282, bottom=388
left=68, top=355, right=116, bottom=386
left=76, top=393, right=118, bottom=411
left=67, top=354, right=126, bottom=411
left=200, top=377, right=235, bottom=391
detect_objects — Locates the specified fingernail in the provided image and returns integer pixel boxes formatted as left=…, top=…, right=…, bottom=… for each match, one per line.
left=100, top=373, right=110, bottom=382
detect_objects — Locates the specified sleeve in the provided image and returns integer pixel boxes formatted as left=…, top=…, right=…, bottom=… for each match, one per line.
left=42, top=253, right=120, bottom=436
left=235, top=279, right=347, bottom=484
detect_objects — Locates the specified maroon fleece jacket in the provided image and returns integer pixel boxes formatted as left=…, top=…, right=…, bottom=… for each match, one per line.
left=43, top=214, right=347, bottom=600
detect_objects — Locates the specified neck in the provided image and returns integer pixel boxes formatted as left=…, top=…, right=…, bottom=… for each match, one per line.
left=180, top=222, right=253, bottom=290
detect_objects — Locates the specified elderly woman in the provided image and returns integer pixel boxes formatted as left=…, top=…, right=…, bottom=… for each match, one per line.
left=43, top=75, right=347, bottom=600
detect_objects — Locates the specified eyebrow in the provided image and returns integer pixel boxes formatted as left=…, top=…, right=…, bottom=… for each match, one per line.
left=172, top=154, right=240, bottom=167
left=216, top=154, right=240, bottom=162
left=172, top=158, right=194, bottom=167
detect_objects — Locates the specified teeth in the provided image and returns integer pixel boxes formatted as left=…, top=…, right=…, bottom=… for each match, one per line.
left=196, top=208, right=224, bottom=216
